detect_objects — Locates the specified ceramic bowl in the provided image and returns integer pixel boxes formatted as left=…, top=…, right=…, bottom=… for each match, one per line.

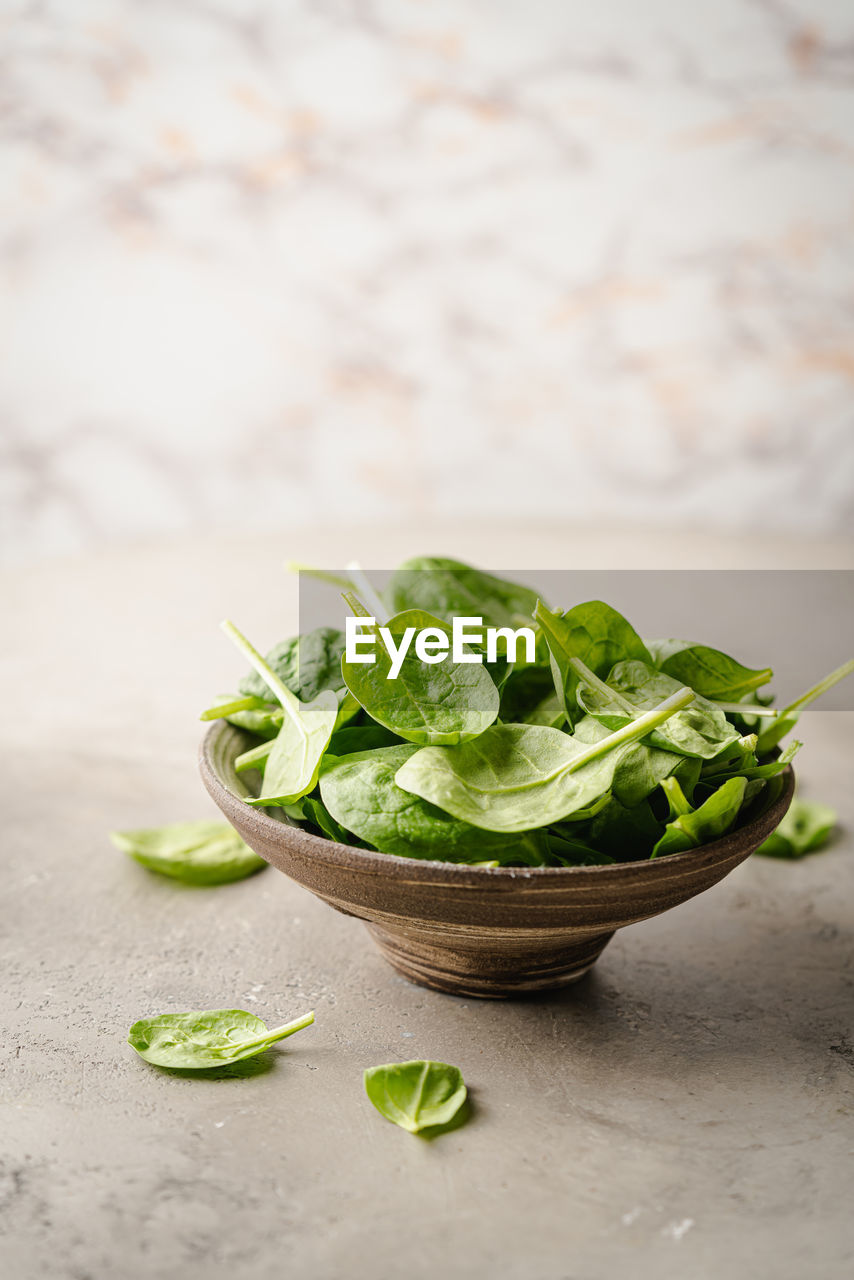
left=200, top=722, right=794, bottom=999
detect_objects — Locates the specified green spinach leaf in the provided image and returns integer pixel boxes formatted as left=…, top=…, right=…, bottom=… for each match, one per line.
left=534, top=600, right=652, bottom=722
left=498, top=665, right=565, bottom=726
left=128, top=1008, right=314, bottom=1069
left=342, top=609, right=500, bottom=746
left=110, top=821, right=266, bottom=885
left=327, top=724, right=404, bottom=755
left=755, top=797, right=837, bottom=859
left=651, top=776, right=747, bottom=858
left=389, top=558, right=539, bottom=630
left=646, top=639, right=773, bottom=701
left=576, top=659, right=739, bottom=759
left=363, top=1059, right=467, bottom=1134
left=203, top=694, right=283, bottom=739
left=222, top=621, right=338, bottom=807
left=320, top=746, right=547, bottom=863
left=395, top=688, right=694, bottom=832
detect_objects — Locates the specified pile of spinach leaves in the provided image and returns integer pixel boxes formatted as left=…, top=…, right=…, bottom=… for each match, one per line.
left=203, top=558, right=852, bottom=867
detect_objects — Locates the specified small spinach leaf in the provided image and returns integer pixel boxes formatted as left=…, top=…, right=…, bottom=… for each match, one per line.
left=755, top=797, right=837, bottom=859
left=204, top=694, right=283, bottom=739
left=535, top=600, right=652, bottom=722
left=363, top=1059, right=467, bottom=1134
left=646, top=639, right=773, bottom=701
left=576, top=659, right=740, bottom=759
left=238, top=627, right=347, bottom=703
left=222, top=621, right=338, bottom=807
left=110, top=821, right=266, bottom=885
left=651, top=777, right=747, bottom=858
left=342, top=609, right=500, bottom=746
left=128, top=1008, right=314, bottom=1069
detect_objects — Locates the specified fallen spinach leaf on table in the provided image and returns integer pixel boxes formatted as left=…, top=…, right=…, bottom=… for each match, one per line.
left=110, top=821, right=266, bottom=885
left=128, top=1008, right=314, bottom=1069
left=755, top=797, right=838, bottom=859
left=364, top=1059, right=468, bottom=1134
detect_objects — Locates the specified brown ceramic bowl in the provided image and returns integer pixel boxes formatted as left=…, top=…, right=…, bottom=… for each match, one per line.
left=200, top=722, right=794, bottom=999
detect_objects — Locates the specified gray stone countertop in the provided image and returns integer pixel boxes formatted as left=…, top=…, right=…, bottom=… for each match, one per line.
left=2, top=527, right=852, bottom=1280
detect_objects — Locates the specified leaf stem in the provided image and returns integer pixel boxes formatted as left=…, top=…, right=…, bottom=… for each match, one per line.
left=342, top=590, right=374, bottom=620
left=220, top=620, right=302, bottom=723
left=778, top=657, right=854, bottom=718
left=199, top=695, right=266, bottom=722
left=345, top=562, right=390, bottom=624
left=234, top=740, right=274, bottom=773
left=569, top=656, right=638, bottom=716
left=661, top=776, right=692, bottom=817
left=714, top=701, right=778, bottom=717
left=286, top=562, right=354, bottom=589
left=756, top=656, right=854, bottom=751
left=565, top=687, right=695, bottom=774
left=233, top=1010, right=315, bottom=1054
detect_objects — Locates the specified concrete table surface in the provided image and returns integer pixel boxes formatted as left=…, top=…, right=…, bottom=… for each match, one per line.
left=2, top=526, right=853, bottom=1280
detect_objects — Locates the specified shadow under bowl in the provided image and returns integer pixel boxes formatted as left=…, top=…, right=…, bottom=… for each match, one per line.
left=200, top=723, right=794, bottom=1000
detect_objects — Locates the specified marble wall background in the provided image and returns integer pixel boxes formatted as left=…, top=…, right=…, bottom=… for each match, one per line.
left=2, top=0, right=853, bottom=561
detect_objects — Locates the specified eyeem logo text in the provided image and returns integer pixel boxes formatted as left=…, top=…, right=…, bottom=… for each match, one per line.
left=345, top=616, right=537, bottom=679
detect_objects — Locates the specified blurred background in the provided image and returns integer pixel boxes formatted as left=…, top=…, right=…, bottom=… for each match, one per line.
left=2, top=0, right=853, bottom=565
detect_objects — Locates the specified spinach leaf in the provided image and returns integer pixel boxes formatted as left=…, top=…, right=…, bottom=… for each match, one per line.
left=342, top=609, right=500, bottom=746
left=110, top=821, right=267, bottom=885
left=203, top=694, right=283, bottom=739
left=234, top=739, right=274, bottom=773
left=238, top=627, right=347, bottom=704
left=320, top=746, right=547, bottom=863
left=534, top=600, right=652, bottom=722
left=754, top=797, right=837, bottom=859
left=327, top=724, right=404, bottom=755
left=700, top=738, right=801, bottom=785
left=299, top=796, right=354, bottom=843
left=546, top=831, right=616, bottom=866
left=755, top=657, right=854, bottom=754
left=200, top=695, right=270, bottom=721
left=646, top=639, right=773, bottom=701
left=222, top=621, right=338, bottom=807
left=395, top=688, right=694, bottom=832
left=498, top=665, right=565, bottom=726
left=128, top=1008, right=314, bottom=1069
left=389, top=558, right=539, bottom=630
left=651, top=777, right=747, bottom=858
left=585, top=796, right=664, bottom=860
left=570, top=713, right=699, bottom=807
left=576, top=659, right=740, bottom=759
left=363, top=1060, right=467, bottom=1134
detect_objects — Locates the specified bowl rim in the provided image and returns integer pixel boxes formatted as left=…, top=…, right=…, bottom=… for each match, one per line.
left=200, top=721, right=795, bottom=883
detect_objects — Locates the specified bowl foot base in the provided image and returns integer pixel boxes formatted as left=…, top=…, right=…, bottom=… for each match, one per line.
left=366, top=924, right=615, bottom=999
